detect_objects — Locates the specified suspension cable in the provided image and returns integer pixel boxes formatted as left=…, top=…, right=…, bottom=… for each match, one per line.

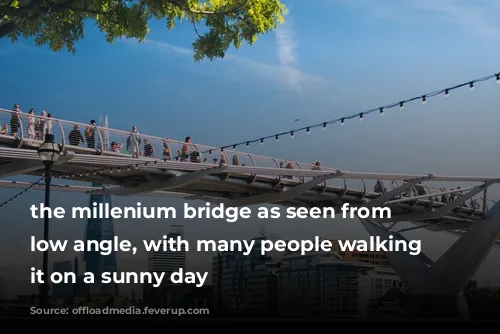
left=0, top=177, right=44, bottom=209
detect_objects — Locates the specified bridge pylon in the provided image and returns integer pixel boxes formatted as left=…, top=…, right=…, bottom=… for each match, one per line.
left=359, top=200, right=500, bottom=319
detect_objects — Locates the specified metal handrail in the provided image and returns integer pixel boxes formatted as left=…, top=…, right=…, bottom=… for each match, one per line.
left=0, top=107, right=326, bottom=170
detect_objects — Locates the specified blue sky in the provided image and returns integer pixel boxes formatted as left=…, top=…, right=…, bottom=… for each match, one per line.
left=1, top=0, right=500, bottom=296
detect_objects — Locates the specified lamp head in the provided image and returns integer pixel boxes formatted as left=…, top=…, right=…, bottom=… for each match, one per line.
left=38, top=134, right=61, bottom=165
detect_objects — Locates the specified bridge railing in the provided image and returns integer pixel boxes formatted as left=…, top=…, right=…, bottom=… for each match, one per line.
left=0, top=107, right=492, bottom=212
left=0, top=107, right=330, bottom=174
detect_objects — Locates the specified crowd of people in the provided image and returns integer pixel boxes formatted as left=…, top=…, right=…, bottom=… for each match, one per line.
left=2, top=105, right=325, bottom=172
left=1, top=104, right=53, bottom=139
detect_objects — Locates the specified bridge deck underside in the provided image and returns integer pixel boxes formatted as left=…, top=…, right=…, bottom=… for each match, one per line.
left=0, top=142, right=489, bottom=240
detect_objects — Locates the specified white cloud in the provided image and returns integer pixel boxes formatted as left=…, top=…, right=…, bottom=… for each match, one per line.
left=274, top=19, right=302, bottom=90
left=232, top=57, right=325, bottom=90
left=340, top=0, right=500, bottom=38
left=142, top=39, right=193, bottom=56
left=415, top=0, right=500, bottom=37
left=0, top=42, right=55, bottom=55
left=120, top=35, right=325, bottom=92
left=276, top=23, right=297, bottom=67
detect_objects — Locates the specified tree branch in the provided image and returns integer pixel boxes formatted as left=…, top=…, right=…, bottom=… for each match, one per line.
left=188, top=0, right=248, bottom=15
left=192, top=20, right=201, bottom=37
left=0, top=0, right=123, bottom=37
left=0, top=22, right=16, bottom=38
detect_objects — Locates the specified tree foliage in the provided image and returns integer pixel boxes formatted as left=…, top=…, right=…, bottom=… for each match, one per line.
left=0, top=0, right=286, bottom=60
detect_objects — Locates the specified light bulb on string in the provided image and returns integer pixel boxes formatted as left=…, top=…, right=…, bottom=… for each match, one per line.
left=359, top=113, right=364, bottom=121
left=275, top=135, right=279, bottom=142
left=233, top=145, right=236, bottom=149
left=260, top=138, right=264, bottom=145
left=211, top=72, right=499, bottom=152
left=246, top=142, right=250, bottom=147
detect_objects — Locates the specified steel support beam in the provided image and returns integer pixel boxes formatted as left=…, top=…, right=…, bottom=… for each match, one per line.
left=365, top=175, right=434, bottom=208
left=377, top=183, right=491, bottom=223
left=222, top=172, right=343, bottom=207
left=422, top=222, right=474, bottom=232
left=428, top=182, right=492, bottom=216
left=0, top=179, right=187, bottom=199
left=192, top=196, right=228, bottom=205
left=386, top=187, right=474, bottom=205
left=97, top=166, right=227, bottom=196
left=360, top=219, right=432, bottom=287
left=428, top=201, right=500, bottom=295
left=359, top=199, right=500, bottom=319
left=397, top=221, right=475, bottom=233
left=0, top=153, right=74, bottom=178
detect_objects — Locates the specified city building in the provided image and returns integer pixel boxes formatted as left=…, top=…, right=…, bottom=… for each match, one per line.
left=143, top=225, right=187, bottom=307
left=83, top=183, right=118, bottom=297
left=212, top=230, right=282, bottom=316
left=367, top=284, right=409, bottom=318
left=73, top=275, right=91, bottom=298
left=147, top=225, right=186, bottom=273
left=278, top=251, right=375, bottom=317
left=364, top=266, right=402, bottom=300
left=52, top=260, right=74, bottom=302
left=0, top=277, right=5, bottom=300
left=167, top=284, right=212, bottom=309
left=211, top=233, right=402, bottom=318
left=330, top=240, right=392, bottom=268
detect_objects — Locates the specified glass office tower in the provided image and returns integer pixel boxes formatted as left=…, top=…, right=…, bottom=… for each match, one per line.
left=83, top=183, right=118, bottom=296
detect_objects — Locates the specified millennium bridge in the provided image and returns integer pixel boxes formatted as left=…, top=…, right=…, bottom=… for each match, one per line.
left=0, top=107, right=499, bottom=318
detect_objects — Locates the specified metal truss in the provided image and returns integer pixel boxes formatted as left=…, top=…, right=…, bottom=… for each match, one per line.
left=358, top=200, right=500, bottom=318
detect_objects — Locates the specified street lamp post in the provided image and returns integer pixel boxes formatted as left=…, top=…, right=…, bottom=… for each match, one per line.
left=37, top=133, right=61, bottom=308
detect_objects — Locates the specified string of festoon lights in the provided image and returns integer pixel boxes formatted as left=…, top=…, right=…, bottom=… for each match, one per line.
left=0, top=160, right=164, bottom=210
left=0, top=177, right=44, bottom=209
left=202, top=71, right=500, bottom=154
left=0, top=71, right=498, bottom=208
left=52, top=159, right=159, bottom=179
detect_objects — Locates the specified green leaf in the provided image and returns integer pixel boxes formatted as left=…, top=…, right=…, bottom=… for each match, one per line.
left=0, top=0, right=287, bottom=60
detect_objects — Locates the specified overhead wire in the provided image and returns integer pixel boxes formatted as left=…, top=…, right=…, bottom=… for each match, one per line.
left=52, top=159, right=161, bottom=179
left=0, top=177, right=44, bottom=209
left=1, top=71, right=498, bottom=207
left=207, top=71, right=500, bottom=152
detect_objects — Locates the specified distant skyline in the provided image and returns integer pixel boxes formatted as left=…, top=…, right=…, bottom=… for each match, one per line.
left=1, top=0, right=500, bottom=297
